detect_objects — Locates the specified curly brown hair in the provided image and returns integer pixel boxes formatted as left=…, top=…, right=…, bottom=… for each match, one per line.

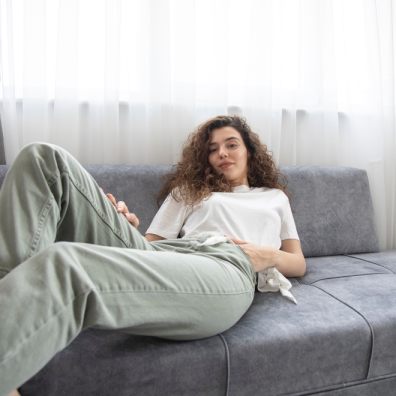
left=157, top=115, right=287, bottom=206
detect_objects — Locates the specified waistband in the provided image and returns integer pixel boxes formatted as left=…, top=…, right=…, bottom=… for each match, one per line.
left=151, top=234, right=257, bottom=289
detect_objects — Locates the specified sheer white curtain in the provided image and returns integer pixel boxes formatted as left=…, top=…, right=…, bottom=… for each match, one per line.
left=0, top=0, right=396, bottom=249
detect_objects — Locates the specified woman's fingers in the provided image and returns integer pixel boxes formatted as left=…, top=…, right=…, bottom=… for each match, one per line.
left=115, top=200, right=140, bottom=228
left=105, top=194, right=139, bottom=228
left=116, top=200, right=128, bottom=213
left=125, top=212, right=140, bottom=228
left=106, top=194, right=127, bottom=215
left=106, top=193, right=117, bottom=207
left=117, top=202, right=140, bottom=228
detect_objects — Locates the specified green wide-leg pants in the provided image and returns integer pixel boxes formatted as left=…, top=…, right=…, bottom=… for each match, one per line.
left=0, top=142, right=256, bottom=395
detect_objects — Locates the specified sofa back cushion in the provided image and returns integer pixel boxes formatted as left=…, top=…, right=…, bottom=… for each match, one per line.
left=282, top=165, right=379, bottom=257
left=84, top=164, right=172, bottom=240
left=0, top=164, right=379, bottom=257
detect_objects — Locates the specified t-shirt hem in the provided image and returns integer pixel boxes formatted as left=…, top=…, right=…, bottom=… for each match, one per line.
left=280, top=234, right=300, bottom=241
left=145, top=228, right=175, bottom=240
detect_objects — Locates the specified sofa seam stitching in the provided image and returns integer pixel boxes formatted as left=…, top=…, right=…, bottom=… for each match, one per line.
left=308, top=283, right=374, bottom=380
left=299, top=271, right=394, bottom=285
left=217, top=333, right=230, bottom=396
left=282, top=371, right=396, bottom=395
left=344, top=254, right=396, bottom=274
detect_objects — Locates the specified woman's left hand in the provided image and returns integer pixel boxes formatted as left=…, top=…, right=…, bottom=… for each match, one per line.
left=105, top=193, right=140, bottom=228
left=231, top=238, right=307, bottom=277
left=231, top=239, right=275, bottom=272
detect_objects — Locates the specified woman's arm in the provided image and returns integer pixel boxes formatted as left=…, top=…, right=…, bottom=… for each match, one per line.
left=275, top=239, right=306, bottom=277
left=145, top=233, right=166, bottom=242
left=232, top=238, right=306, bottom=277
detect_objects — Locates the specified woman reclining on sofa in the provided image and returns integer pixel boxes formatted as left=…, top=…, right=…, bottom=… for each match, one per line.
left=0, top=115, right=305, bottom=396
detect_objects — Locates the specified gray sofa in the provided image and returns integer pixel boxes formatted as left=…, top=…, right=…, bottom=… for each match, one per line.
left=1, top=163, right=395, bottom=395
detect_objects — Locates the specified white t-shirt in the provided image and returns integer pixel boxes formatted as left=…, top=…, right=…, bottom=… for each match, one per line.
left=146, top=185, right=299, bottom=250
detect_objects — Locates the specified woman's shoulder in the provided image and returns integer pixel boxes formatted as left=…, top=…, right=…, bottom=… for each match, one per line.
left=161, top=187, right=186, bottom=206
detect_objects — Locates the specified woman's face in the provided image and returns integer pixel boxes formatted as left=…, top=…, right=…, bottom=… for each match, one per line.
left=208, top=126, right=249, bottom=187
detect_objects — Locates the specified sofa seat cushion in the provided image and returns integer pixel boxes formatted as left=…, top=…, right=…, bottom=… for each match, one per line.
left=311, top=273, right=396, bottom=378
left=301, top=255, right=393, bottom=284
left=21, top=254, right=396, bottom=396
left=311, top=376, right=396, bottom=396
left=220, top=281, right=372, bottom=395
left=348, top=250, right=396, bottom=273
left=20, top=330, right=229, bottom=396
left=302, top=253, right=396, bottom=379
left=220, top=253, right=396, bottom=395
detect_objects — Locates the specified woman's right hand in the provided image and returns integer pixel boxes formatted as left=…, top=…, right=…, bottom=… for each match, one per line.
left=105, top=193, right=140, bottom=228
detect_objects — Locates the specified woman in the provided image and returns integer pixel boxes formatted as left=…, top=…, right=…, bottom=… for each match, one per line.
left=0, top=115, right=305, bottom=396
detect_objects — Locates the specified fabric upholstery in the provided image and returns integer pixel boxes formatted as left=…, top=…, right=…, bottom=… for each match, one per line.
left=20, top=330, right=228, bottom=395
left=283, top=165, right=379, bottom=257
left=221, top=279, right=372, bottom=395
left=308, top=376, right=396, bottom=396
left=84, top=164, right=171, bottom=235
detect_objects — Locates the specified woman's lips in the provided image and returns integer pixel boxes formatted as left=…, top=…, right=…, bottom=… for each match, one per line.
left=219, top=163, right=233, bottom=170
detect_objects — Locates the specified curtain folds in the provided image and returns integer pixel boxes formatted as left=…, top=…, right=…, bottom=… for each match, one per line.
left=0, top=117, right=5, bottom=164
left=0, top=0, right=396, bottom=248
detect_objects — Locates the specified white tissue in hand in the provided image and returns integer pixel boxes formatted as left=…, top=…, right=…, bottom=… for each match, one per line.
left=257, top=267, right=298, bottom=304
left=189, top=232, right=298, bottom=304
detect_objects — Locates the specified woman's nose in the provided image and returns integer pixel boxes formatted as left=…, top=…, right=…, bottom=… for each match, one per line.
left=219, top=148, right=228, bottom=158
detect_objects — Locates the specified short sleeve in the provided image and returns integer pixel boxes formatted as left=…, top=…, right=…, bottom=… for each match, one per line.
left=280, top=195, right=300, bottom=241
left=145, top=191, right=189, bottom=239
